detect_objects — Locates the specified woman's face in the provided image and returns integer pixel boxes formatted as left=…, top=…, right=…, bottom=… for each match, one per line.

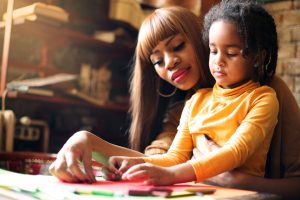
left=208, top=20, right=255, bottom=88
left=150, top=34, right=201, bottom=91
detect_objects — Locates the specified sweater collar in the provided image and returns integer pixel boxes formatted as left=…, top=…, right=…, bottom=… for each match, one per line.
left=213, top=80, right=260, bottom=100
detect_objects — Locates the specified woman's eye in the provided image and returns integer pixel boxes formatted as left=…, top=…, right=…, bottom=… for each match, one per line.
left=173, top=42, right=185, bottom=51
left=153, top=60, right=163, bottom=67
left=210, top=50, right=217, bottom=55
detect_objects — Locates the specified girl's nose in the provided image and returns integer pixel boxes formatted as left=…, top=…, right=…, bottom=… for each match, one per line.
left=165, top=53, right=180, bottom=70
left=214, top=52, right=224, bottom=67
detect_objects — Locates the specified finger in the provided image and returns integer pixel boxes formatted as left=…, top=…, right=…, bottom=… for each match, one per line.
left=49, top=159, right=79, bottom=183
left=82, top=152, right=96, bottom=183
left=65, top=152, right=89, bottom=182
left=99, top=166, right=117, bottom=180
left=199, top=135, right=212, bottom=154
left=107, top=157, right=120, bottom=173
left=207, top=139, right=220, bottom=151
left=118, top=160, right=131, bottom=174
left=123, top=169, right=149, bottom=181
left=192, top=148, right=203, bottom=159
left=122, top=163, right=150, bottom=179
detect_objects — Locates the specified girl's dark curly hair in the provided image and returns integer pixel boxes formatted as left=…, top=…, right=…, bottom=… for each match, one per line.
left=203, top=0, right=278, bottom=84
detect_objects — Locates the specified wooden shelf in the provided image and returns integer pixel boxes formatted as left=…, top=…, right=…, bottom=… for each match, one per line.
left=0, top=2, right=133, bottom=152
left=0, top=58, right=63, bottom=75
left=1, top=18, right=134, bottom=55
left=4, top=90, right=128, bottom=112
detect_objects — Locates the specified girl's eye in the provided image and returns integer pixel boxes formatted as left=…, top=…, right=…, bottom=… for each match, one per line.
left=227, top=52, right=239, bottom=57
left=173, top=42, right=185, bottom=51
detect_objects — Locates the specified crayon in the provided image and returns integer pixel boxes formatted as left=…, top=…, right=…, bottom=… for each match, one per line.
left=74, top=189, right=114, bottom=197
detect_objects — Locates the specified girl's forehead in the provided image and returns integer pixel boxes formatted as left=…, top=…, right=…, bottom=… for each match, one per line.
left=209, top=21, right=244, bottom=46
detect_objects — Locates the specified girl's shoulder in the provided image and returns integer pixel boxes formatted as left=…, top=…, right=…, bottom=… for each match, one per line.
left=256, top=85, right=276, bottom=94
left=250, top=85, right=278, bottom=108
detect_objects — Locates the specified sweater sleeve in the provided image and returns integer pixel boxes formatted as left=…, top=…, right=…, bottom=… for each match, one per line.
left=143, top=100, right=193, bottom=166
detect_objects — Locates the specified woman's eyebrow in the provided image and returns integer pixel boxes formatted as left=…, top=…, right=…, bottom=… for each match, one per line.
left=165, top=35, right=176, bottom=46
left=152, top=35, right=177, bottom=54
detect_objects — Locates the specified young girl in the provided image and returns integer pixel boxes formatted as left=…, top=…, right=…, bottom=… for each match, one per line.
left=49, top=6, right=214, bottom=183
left=108, top=0, right=279, bottom=185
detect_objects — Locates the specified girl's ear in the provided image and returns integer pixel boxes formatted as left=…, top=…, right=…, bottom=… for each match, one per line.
left=254, top=49, right=267, bottom=66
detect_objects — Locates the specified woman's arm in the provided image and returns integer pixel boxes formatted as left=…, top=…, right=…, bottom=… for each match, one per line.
left=49, top=131, right=144, bottom=183
left=49, top=102, right=184, bottom=182
left=193, top=138, right=300, bottom=200
left=204, top=169, right=300, bottom=200
left=144, top=101, right=184, bottom=155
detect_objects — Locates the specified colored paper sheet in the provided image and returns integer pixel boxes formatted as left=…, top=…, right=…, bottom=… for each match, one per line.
left=0, top=169, right=214, bottom=199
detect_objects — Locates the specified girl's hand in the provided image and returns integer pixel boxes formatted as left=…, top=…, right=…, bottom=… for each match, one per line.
left=122, top=163, right=176, bottom=185
left=49, top=131, right=95, bottom=183
left=108, top=156, right=144, bottom=175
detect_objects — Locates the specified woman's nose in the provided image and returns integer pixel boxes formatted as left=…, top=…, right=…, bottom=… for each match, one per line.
left=165, top=53, right=180, bottom=70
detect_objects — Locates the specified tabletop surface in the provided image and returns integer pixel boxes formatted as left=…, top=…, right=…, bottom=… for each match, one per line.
left=0, top=168, right=280, bottom=200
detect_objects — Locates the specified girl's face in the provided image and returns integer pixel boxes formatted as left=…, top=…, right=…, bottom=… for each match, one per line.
left=209, top=20, right=255, bottom=88
left=150, top=34, right=201, bottom=91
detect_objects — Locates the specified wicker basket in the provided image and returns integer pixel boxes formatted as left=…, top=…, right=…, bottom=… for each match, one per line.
left=0, top=152, right=56, bottom=175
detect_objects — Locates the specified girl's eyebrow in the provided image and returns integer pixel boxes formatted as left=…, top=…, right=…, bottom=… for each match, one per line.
left=152, top=35, right=177, bottom=54
left=209, top=42, right=242, bottom=48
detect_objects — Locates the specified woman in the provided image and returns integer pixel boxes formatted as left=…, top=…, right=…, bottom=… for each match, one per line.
left=49, top=6, right=214, bottom=183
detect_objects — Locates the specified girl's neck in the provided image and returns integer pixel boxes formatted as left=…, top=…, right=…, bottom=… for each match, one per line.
left=220, top=78, right=253, bottom=89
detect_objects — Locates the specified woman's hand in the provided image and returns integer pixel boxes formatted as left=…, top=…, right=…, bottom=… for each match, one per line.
left=49, top=131, right=95, bottom=183
left=203, top=169, right=249, bottom=188
left=121, top=163, right=176, bottom=185
left=191, top=135, right=246, bottom=188
left=192, top=134, right=220, bottom=160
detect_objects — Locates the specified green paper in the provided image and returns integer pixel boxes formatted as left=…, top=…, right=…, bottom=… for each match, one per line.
left=91, top=152, right=121, bottom=181
left=92, top=151, right=109, bottom=166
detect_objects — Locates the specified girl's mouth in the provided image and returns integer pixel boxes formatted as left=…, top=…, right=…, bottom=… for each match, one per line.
left=214, top=70, right=225, bottom=77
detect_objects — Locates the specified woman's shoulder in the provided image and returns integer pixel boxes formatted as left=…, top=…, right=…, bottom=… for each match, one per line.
left=194, top=87, right=212, bottom=96
left=268, top=75, right=291, bottom=95
left=265, top=76, right=300, bottom=178
left=184, top=88, right=212, bottom=108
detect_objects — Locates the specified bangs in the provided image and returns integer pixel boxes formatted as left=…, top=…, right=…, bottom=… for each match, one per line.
left=137, top=10, right=181, bottom=63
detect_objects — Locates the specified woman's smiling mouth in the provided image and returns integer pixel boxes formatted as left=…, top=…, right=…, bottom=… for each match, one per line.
left=171, top=67, right=190, bottom=83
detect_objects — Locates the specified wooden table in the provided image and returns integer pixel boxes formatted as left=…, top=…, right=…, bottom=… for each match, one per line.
left=0, top=169, right=280, bottom=199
